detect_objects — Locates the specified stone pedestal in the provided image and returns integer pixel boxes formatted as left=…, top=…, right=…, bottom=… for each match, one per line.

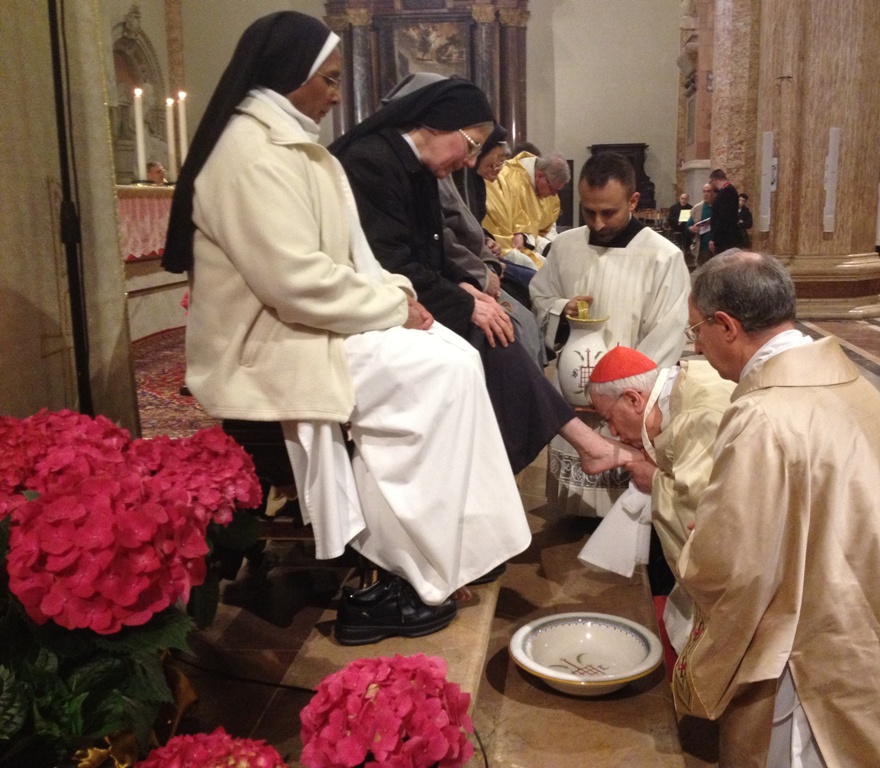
left=681, top=159, right=710, bottom=204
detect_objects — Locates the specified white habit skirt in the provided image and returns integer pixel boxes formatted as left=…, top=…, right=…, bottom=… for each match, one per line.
left=282, top=321, right=531, bottom=605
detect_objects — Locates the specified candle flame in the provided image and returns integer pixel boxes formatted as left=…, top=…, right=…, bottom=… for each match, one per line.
left=178, top=91, right=187, bottom=100
left=134, top=88, right=143, bottom=96
left=166, top=97, right=174, bottom=106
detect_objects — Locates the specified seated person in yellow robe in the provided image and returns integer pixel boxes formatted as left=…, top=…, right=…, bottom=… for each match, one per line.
left=483, top=150, right=568, bottom=279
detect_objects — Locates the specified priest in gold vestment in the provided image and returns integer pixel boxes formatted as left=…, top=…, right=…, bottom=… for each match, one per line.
left=483, top=150, right=567, bottom=271
left=675, top=251, right=880, bottom=768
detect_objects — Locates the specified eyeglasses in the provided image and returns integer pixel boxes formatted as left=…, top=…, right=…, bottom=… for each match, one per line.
left=684, top=317, right=713, bottom=342
left=537, top=171, right=566, bottom=195
left=458, top=129, right=483, bottom=157
left=317, top=71, right=341, bottom=91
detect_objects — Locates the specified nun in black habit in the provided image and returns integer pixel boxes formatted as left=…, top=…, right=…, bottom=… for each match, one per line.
left=331, top=78, right=631, bottom=477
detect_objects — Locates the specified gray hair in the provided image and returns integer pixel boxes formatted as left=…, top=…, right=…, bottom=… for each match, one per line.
left=691, top=250, right=796, bottom=333
left=589, top=368, right=659, bottom=401
left=536, top=152, right=571, bottom=187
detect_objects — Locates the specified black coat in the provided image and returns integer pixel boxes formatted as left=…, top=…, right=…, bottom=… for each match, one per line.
left=335, top=129, right=479, bottom=337
left=710, top=183, right=746, bottom=254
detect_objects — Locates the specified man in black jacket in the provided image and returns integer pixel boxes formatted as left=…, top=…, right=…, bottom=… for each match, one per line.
left=708, top=168, right=745, bottom=256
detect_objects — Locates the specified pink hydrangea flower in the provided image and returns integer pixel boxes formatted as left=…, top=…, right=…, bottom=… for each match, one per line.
left=2, top=412, right=262, bottom=634
left=136, top=727, right=287, bottom=768
left=300, top=655, right=473, bottom=768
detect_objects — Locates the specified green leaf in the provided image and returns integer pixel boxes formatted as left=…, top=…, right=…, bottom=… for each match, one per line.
left=0, top=666, right=30, bottom=740
left=31, top=689, right=87, bottom=741
left=90, top=606, right=193, bottom=655
left=66, top=656, right=127, bottom=697
left=124, top=652, right=174, bottom=705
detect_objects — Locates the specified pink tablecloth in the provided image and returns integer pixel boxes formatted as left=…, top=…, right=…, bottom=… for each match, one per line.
left=116, top=185, right=173, bottom=261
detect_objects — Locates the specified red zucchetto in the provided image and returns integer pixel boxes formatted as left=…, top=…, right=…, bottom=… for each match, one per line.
left=589, top=346, right=657, bottom=383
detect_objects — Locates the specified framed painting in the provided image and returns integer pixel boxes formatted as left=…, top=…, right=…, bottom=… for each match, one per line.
left=375, top=13, right=472, bottom=97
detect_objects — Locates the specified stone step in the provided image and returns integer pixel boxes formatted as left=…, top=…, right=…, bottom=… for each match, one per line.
left=282, top=580, right=501, bottom=695
left=282, top=579, right=502, bottom=768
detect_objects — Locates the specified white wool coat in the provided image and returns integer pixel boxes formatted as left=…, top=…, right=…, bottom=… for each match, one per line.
left=185, top=96, right=413, bottom=421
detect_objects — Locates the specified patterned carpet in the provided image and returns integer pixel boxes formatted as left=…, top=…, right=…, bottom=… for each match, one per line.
left=132, top=319, right=880, bottom=441
left=132, top=326, right=218, bottom=439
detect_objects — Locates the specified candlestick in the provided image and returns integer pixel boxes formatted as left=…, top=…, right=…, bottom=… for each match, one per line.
left=133, top=87, right=147, bottom=182
left=177, top=91, right=188, bottom=164
left=165, top=98, right=177, bottom=182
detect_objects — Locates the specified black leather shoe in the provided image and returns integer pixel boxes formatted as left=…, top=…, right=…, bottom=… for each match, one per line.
left=335, top=573, right=457, bottom=646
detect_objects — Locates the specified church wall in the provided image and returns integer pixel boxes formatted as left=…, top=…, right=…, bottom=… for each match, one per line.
left=178, top=1, right=680, bottom=209
left=0, top=1, right=139, bottom=430
left=528, top=0, right=681, bottom=210
left=0, top=5, right=74, bottom=417
left=181, top=0, right=329, bottom=147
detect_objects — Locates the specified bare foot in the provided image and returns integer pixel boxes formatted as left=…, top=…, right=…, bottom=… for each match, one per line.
left=559, top=417, right=641, bottom=476
left=578, top=437, right=641, bottom=475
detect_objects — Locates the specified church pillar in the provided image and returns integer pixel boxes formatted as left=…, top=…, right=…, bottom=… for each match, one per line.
left=163, top=0, right=184, bottom=94
left=471, top=3, right=499, bottom=114
left=678, top=0, right=714, bottom=202
left=498, top=8, right=529, bottom=149
left=325, top=7, right=375, bottom=138
left=710, top=0, right=760, bottom=195
left=347, top=9, right=375, bottom=127
left=716, top=0, right=880, bottom=316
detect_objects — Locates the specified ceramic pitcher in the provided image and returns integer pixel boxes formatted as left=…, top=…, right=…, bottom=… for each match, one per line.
left=557, top=315, right=609, bottom=406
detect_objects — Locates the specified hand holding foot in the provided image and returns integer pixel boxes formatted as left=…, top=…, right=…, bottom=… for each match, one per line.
left=578, top=435, right=642, bottom=475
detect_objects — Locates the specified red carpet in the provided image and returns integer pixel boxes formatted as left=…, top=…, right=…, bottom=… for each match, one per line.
left=132, top=327, right=218, bottom=439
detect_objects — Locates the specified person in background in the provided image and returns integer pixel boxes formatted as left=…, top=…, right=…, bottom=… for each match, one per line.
left=687, top=183, right=715, bottom=267
left=146, top=160, right=167, bottom=184
left=483, top=149, right=570, bottom=282
left=737, top=192, right=753, bottom=247
left=457, top=125, right=533, bottom=309
left=161, top=12, right=534, bottom=646
left=675, top=250, right=880, bottom=767
left=707, top=168, right=745, bottom=256
left=666, top=191, right=693, bottom=268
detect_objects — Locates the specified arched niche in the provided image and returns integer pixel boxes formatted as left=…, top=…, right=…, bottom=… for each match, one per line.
left=109, top=4, right=168, bottom=183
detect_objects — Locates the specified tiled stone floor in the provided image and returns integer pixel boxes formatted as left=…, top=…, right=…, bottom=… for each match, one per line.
left=137, top=317, right=880, bottom=767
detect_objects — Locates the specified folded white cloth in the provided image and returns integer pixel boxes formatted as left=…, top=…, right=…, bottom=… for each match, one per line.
left=663, top=585, right=695, bottom=654
left=578, top=483, right=652, bottom=577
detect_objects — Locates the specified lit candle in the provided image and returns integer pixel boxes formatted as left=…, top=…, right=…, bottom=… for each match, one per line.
left=133, top=87, right=147, bottom=182
left=165, top=98, right=177, bottom=182
left=177, top=91, right=188, bottom=164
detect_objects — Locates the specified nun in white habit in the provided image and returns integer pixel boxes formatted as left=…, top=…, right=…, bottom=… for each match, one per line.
left=162, top=11, right=531, bottom=644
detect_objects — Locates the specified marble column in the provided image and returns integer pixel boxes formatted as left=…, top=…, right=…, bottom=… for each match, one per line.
left=471, top=4, right=499, bottom=115
left=710, top=0, right=760, bottom=195
left=750, top=0, right=880, bottom=316
left=347, top=9, right=375, bottom=128
left=498, top=8, right=529, bottom=149
left=324, top=11, right=349, bottom=140
left=163, top=0, right=184, bottom=94
left=325, top=8, right=375, bottom=139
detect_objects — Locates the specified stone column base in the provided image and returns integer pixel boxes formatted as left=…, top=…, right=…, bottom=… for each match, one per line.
left=779, top=252, right=880, bottom=319
left=681, top=159, right=711, bottom=203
